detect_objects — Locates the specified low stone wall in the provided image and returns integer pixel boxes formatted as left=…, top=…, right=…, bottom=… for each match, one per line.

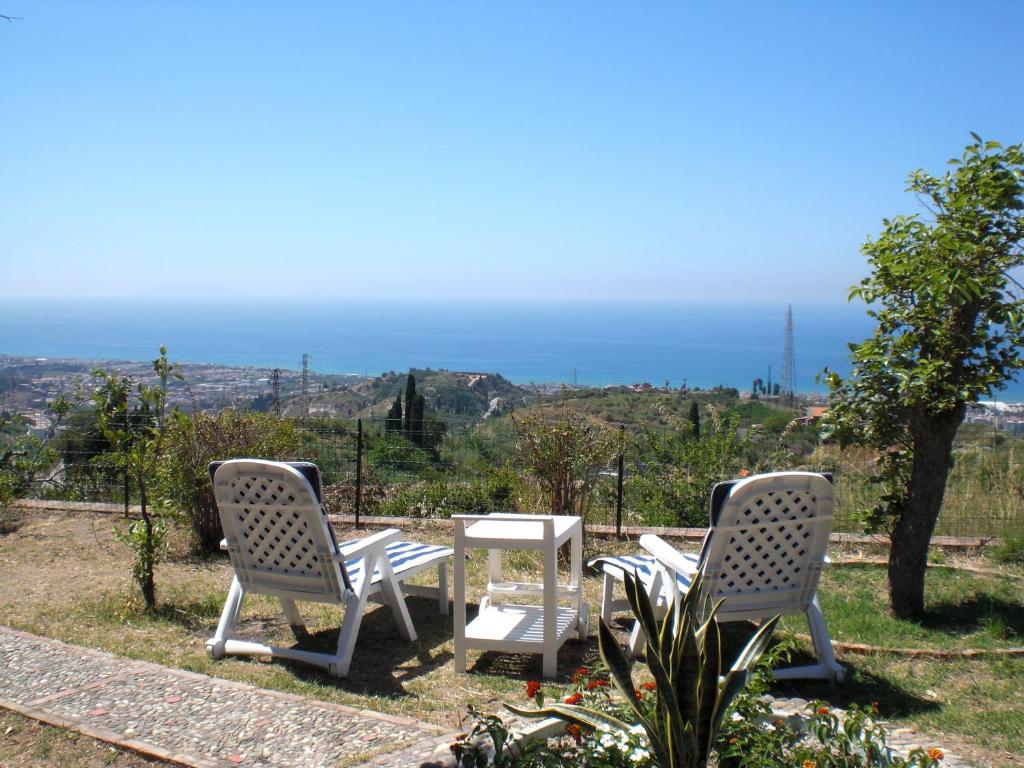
left=12, top=498, right=998, bottom=550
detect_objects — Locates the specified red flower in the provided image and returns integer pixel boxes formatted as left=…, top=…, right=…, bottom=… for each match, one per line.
left=634, top=688, right=644, bottom=699
left=817, top=706, right=829, bottom=716
left=737, top=468, right=751, bottom=478
left=928, top=748, right=944, bottom=761
left=525, top=681, right=542, bottom=699
left=586, top=679, right=609, bottom=691
left=565, top=723, right=583, bottom=744
left=564, top=693, right=583, bottom=705
left=642, top=681, right=657, bottom=691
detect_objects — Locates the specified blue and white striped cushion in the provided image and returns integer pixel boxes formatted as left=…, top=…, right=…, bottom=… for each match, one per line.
left=344, top=541, right=452, bottom=585
left=590, top=553, right=697, bottom=591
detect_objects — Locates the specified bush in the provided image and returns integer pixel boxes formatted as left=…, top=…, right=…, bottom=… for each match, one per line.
left=994, top=520, right=1024, bottom=564
left=375, top=474, right=522, bottom=518
left=160, top=410, right=301, bottom=554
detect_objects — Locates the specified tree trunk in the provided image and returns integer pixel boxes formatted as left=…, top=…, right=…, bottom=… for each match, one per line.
left=888, top=404, right=964, bottom=619
left=139, top=487, right=157, bottom=610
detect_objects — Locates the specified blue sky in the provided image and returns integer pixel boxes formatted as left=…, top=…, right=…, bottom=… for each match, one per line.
left=1, top=1, right=1021, bottom=302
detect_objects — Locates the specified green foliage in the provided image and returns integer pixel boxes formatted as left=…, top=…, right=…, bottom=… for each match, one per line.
left=994, top=520, right=1024, bottom=564
left=385, top=395, right=403, bottom=433
left=511, top=570, right=778, bottom=768
left=628, top=406, right=748, bottom=527
left=0, top=395, right=77, bottom=505
left=92, top=346, right=180, bottom=609
left=404, top=373, right=417, bottom=433
left=688, top=400, right=701, bottom=440
left=375, top=472, right=522, bottom=518
left=513, top=399, right=623, bottom=529
left=824, top=136, right=1024, bottom=617
left=367, top=432, right=437, bottom=478
left=160, top=409, right=302, bottom=554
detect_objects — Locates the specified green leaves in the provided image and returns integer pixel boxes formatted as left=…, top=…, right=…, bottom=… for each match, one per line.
left=514, top=569, right=778, bottom=768
left=824, top=135, right=1024, bottom=612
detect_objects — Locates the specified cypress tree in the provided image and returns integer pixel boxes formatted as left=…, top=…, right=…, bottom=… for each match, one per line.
left=403, top=373, right=416, bottom=435
left=386, top=396, right=403, bottom=433
left=411, top=393, right=425, bottom=446
left=688, top=400, right=701, bottom=440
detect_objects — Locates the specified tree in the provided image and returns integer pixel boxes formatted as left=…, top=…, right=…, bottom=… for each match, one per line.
left=512, top=399, right=623, bottom=536
left=385, top=395, right=403, bottom=433
left=410, top=393, right=425, bottom=446
left=824, top=136, right=1024, bottom=619
left=403, top=374, right=416, bottom=434
left=93, top=347, right=180, bottom=609
left=687, top=400, right=701, bottom=440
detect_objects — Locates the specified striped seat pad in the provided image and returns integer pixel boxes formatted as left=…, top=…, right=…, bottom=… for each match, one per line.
left=589, top=553, right=698, bottom=591
left=344, top=540, right=453, bottom=585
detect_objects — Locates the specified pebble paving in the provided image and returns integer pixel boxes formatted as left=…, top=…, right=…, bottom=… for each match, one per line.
left=0, top=626, right=456, bottom=768
left=0, top=626, right=974, bottom=767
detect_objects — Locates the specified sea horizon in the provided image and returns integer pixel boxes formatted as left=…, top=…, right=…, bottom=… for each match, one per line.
left=3, top=297, right=1023, bottom=399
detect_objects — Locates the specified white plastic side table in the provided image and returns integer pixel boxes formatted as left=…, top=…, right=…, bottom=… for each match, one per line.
left=453, top=513, right=587, bottom=679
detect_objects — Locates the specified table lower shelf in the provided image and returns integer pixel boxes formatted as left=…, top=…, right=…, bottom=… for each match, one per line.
left=463, top=604, right=579, bottom=653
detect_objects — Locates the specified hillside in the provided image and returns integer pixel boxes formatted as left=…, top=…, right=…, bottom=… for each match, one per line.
left=282, top=368, right=533, bottom=424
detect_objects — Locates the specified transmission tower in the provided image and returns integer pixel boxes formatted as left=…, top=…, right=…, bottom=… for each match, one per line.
left=781, top=304, right=797, bottom=405
left=301, top=353, right=311, bottom=418
left=271, top=368, right=281, bottom=416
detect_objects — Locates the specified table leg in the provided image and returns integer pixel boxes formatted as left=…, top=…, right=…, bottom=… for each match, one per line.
left=454, top=521, right=466, bottom=673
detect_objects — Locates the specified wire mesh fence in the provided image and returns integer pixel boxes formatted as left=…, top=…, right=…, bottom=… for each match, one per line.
left=13, top=412, right=1024, bottom=539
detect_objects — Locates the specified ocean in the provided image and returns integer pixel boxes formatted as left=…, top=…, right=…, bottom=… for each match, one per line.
left=2, top=298, right=1022, bottom=399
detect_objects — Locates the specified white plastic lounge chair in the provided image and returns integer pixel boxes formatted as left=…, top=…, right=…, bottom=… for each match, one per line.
left=591, top=471, right=843, bottom=682
left=206, top=459, right=453, bottom=677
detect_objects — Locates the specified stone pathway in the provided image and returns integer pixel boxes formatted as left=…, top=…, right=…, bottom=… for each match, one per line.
left=0, top=626, right=456, bottom=768
left=0, top=626, right=975, bottom=768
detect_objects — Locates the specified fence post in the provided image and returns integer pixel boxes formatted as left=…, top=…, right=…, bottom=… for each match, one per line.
left=123, top=469, right=130, bottom=518
left=615, top=425, right=624, bottom=540
left=354, top=418, right=363, bottom=529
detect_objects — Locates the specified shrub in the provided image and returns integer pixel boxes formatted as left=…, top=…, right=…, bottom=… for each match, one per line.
left=160, top=410, right=301, bottom=554
left=994, top=520, right=1024, bottom=564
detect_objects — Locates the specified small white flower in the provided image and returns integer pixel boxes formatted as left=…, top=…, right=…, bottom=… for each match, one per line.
left=630, top=747, right=650, bottom=763
left=629, top=724, right=646, bottom=735
left=600, top=732, right=617, bottom=748
left=730, top=712, right=744, bottom=722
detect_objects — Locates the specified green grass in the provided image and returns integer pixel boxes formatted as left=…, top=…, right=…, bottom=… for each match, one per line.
left=773, top=561, right=1024, bottom=766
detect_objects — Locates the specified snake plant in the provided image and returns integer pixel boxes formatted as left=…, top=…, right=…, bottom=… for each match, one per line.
left=509, top=570, right=779, bottom=767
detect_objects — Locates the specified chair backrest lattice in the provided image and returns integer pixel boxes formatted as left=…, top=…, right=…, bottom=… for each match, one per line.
left=213, top=460, right=350, bottom=603
left=700, top=472, right=833, bottom=619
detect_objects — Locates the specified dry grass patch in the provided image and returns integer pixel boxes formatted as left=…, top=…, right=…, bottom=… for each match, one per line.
left=0, top=711, right=169, bottom=768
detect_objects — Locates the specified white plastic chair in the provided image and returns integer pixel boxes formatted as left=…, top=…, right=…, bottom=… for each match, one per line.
left=206, top=459, right=452, bottom=677
left=591, top=471, right=844, bottom=682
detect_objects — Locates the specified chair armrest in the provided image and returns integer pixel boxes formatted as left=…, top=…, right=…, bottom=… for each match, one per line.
left=334, top=528, right=402, bottom=559
left=639, top=533, right=698, bottom=576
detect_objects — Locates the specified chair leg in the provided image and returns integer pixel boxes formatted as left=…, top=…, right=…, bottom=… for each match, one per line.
left=207, top=576, right=244, bottom=659
left=279, top=598, right=307, bottom=640
left=331, top=571, right=375, bottom=678
left=773, top=596, right=844, bottom=682
left=600, top=572, right=616, bottom=625
left=379, top=557, right=417, bottom=642
left=437, top=561, right=449, bottom=615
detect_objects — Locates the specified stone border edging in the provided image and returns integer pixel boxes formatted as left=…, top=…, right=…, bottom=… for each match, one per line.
left=11, top=499, right=999, bottom=550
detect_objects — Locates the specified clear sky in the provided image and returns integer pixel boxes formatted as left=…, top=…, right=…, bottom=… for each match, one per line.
left=1, top=1, right=1021, bottom=302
